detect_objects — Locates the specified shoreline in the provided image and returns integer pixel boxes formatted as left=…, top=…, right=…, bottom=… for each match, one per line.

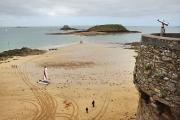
left=0, top=41, right=80, bottom=53
left=0, top=41, right=139, bottom=54
left=0, top=41, right=140, bottom=64
left=39, top=41, right=80, bottom=50
left=47, top=30, right=141, bottom=36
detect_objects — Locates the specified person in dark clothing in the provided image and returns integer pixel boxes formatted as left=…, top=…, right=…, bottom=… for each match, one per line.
left=86, top=107, right=88, bottom=113
left=92, top=100, right=95, bottom=108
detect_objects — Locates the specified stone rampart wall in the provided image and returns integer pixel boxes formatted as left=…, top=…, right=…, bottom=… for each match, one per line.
left=134, top=33, right=180, bottom=120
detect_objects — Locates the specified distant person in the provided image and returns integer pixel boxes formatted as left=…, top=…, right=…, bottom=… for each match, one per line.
left=80, top=40, right=83, bottom=44
left=43, top=66, right=48, bottom=81
left=86, top=107, right=88, bottom=113
left=92, top=100, right=95, bottom=108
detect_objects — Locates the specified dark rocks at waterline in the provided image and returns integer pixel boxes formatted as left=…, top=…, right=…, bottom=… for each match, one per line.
left=0, top=47, right=46, bottom=61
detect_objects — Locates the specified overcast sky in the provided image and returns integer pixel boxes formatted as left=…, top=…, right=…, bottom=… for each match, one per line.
left=0, top=0, right=180, bottom=26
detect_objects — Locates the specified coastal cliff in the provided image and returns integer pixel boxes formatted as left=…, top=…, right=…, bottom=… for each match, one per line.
left=134, top=33, right=180, bottom=120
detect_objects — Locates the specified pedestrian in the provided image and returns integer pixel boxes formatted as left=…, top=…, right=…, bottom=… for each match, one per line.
left=43, top=66, right=48, bottom=81
left=80, top=40, right=83, bottom=44
left=86, top=107, right=88, bottom=113
left=92, top=100, right=95, bottom=108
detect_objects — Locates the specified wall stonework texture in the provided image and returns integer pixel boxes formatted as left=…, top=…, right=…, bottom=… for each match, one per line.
left=134, top=33, right=180, bottom=120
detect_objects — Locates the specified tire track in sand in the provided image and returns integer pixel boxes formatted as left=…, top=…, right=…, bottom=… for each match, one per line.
left=56, top=94, right=79, bottom=120
left=92, top=92, right=111, bottom=120
left=14, top=66, right=57, bottom=120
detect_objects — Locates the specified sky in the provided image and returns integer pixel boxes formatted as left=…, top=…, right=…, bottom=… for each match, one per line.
left=0, top=0, right=180, bottom=26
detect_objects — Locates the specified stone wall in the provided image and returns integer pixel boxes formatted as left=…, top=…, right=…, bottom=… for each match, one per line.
left=134, top=33, right=180, bottom=120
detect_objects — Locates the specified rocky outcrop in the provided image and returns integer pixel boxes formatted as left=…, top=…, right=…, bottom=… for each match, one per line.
left=0, top=47, right=46, bottom=61
left=60, top=25, right=78, bottom=30
left=134, top=33, right=180, bottom=120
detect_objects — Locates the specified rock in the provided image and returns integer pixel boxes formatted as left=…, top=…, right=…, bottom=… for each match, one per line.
left=154, top=88, right=165, bottom=98
left=172, top=73, right=178, bottom=79
left=0, top=47, right=46, bottom=61
left=60, top=25, right=78, bottom=30
left=162, top=56, right=172, bottom=61
left=163, top=77, right=169, bottom=80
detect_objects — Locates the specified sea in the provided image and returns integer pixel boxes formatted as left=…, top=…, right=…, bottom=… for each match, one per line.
left=0, top=26, right=180, bottom=52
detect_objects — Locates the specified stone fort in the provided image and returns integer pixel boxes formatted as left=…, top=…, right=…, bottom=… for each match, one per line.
left=134, top=33, right=180, bottom=120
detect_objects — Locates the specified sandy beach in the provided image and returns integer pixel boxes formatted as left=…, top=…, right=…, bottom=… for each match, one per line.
left=0, top=43, right=138, bottom=120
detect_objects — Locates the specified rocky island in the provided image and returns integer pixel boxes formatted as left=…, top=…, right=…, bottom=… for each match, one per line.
left=48, top=24, right=140, bottom=36
left=60, top=25, right=78, bottom=30
left=87, top=24, right=128, bottom=32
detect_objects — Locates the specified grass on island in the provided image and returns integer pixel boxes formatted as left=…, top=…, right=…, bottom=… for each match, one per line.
left=87, top=24, right=128, bottom=32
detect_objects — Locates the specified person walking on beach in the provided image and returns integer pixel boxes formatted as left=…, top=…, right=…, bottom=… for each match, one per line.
left=43, top=66, right=48, bottom=81
left=86, top=107, right=88, bottom=113
left=92, top=100, right=95, bottom=108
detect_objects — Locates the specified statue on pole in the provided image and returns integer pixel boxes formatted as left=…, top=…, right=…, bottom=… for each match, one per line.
left=157, top=19, right=169, bottom=36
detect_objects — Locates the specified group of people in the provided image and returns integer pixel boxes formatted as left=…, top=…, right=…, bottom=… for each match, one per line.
left=41, top=67, right=96, bottom=114
left=86, top=100, right=95, bottom=113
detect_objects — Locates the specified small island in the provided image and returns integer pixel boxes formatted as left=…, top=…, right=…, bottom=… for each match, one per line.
left=60, top=25, right=78, bottom=30
left=87, top=24, right=128, bottom=32
left=48, top=24, right=140, bottom=36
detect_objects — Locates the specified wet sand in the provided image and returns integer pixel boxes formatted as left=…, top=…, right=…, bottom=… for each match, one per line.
left=0, top=43, right=138, bottom=120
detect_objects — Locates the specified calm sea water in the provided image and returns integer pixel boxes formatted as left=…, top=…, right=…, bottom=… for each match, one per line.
left=0, top=26, right=180, bottom=52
